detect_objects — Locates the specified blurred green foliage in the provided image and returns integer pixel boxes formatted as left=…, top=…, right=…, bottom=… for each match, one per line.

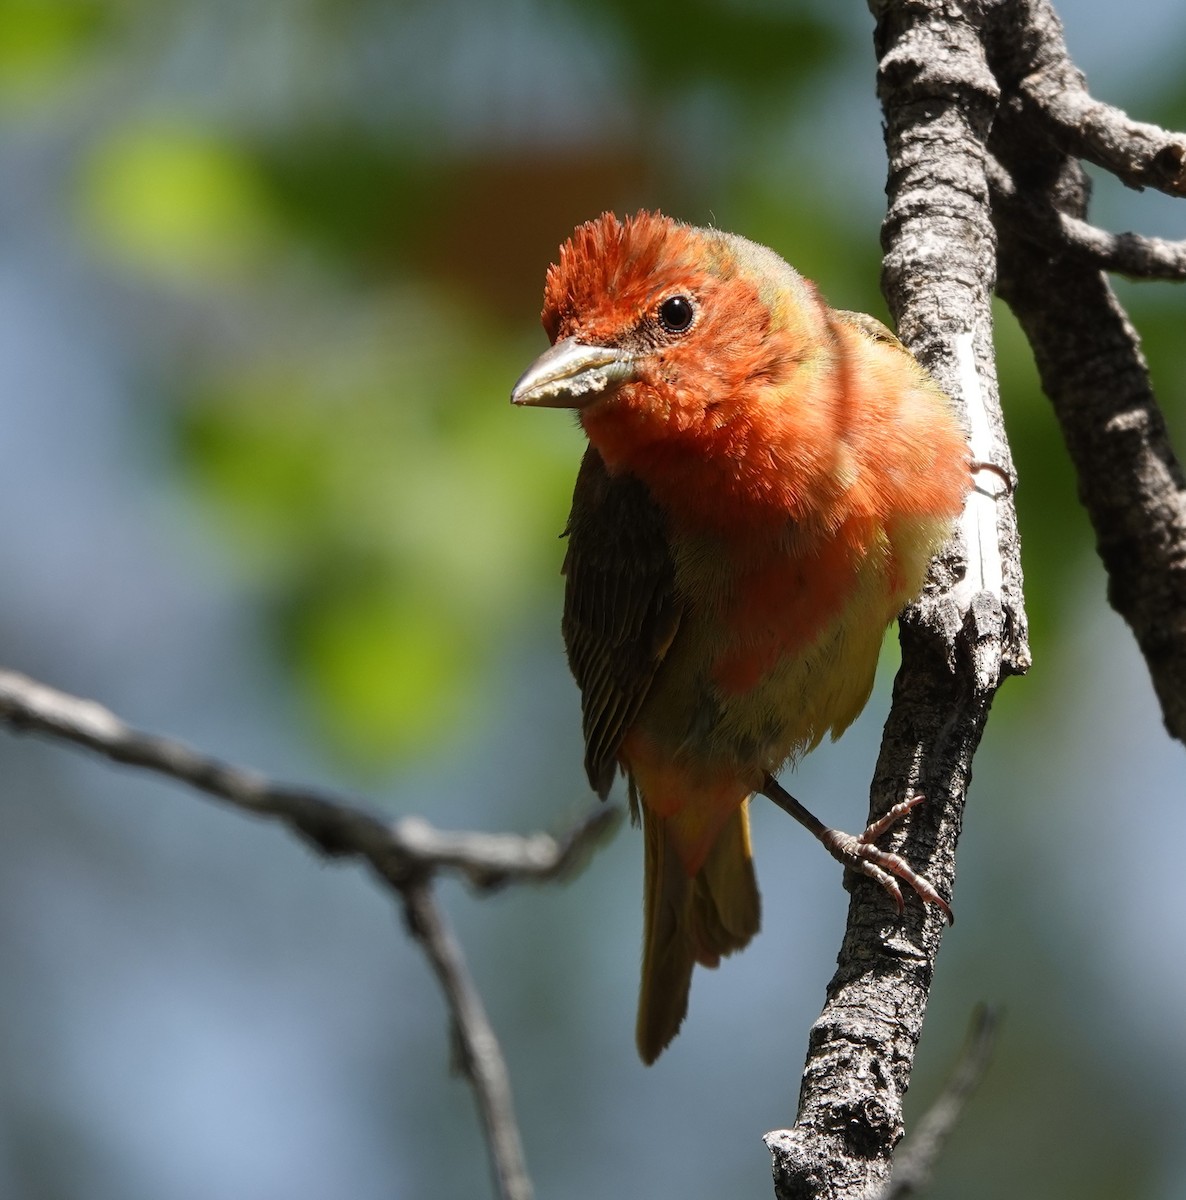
left=176, top=296, right=578, bottom=759
left=597, top=1, right=838, bottom=99
left=0, top=0, right=113, bottom=105
left=83, top=123, right=277, bottom=282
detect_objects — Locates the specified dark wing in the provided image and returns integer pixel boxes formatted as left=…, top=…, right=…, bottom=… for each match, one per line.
left=561, top=448, right=682, bottom=799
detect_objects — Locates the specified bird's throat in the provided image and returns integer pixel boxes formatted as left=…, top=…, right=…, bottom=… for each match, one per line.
left=581, top=395, right=834, bottom=538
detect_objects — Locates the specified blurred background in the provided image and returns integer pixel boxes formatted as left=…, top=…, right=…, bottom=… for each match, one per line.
left=0, top=0, right=1183, bottom=1197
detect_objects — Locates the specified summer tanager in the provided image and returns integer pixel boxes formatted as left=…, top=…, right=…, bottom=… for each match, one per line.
left=511, top=211, right=970, bottom=1063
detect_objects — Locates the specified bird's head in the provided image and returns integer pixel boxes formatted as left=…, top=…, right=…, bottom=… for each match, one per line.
left=511, top=212, right=832, bottom=478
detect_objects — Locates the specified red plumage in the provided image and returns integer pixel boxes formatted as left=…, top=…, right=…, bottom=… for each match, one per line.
left=514, top=212, right=970, bottom=1061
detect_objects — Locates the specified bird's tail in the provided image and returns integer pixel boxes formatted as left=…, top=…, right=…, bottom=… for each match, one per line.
left=636, top=801, right=761, bottom=1064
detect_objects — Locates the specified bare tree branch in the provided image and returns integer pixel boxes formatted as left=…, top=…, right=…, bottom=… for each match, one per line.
left=999, top=0, right=1186, bottom=196
left=770, top=2, right=1186, bottom=1193
left=0, top=668, right=618, bottom=889
left=0, top=665, right=619, bottom=1200
left=775, top=2, right=1186, bottom=1192
left=403, top=880, right=533, bottom=1200
left=986, top=8, right=1186, bottom=747
left=883, top=1006, right=1001, bottom=1199
left=766, top=5, right=1028, bottom=1197
left=989, top=159, right=1186, bottom=279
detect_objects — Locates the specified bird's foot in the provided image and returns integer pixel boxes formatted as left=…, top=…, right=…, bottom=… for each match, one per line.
left=817, top=795, right=952, bottom=923
left=760, top=778, right=952, bottom=923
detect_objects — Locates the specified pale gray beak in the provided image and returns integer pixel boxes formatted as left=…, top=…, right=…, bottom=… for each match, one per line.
left=511, top=336, right=637, bottom=408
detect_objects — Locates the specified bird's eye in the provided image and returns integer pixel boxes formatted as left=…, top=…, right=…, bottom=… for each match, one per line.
left=657, top=295, right=695, bottom=334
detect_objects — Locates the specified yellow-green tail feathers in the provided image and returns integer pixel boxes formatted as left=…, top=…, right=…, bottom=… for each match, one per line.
left=636, top=802, right=761, bottom=1064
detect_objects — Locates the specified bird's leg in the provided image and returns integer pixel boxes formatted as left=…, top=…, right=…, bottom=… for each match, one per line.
left=759, top=775, right=953, bottom=923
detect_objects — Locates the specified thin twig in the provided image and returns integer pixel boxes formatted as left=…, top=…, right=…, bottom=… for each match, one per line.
left=0, top=665, right=620, bottom=1200
left=989, top=159, right=1186, bottom=280
left=883, top=1006, right=1001, bottom=1198
left=0, top=667, right=619, bottom=891
left=1022, top=76, right=1186, bottom=197
left=403, top=880, right=533, bottom=1200
left=1002, top=0, right=1186, bottom=196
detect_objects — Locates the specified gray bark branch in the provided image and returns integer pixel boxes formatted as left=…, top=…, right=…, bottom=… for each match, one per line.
left=402, top=880, right=534, bottom=1200
left=767, top=3, right=1029, bottom=1195
left=999, top=0, right=1186, bottom=197
left=987, top=0, right=1186, bottom=746
left=771, top=0, right=1185, bottom=1194
left=989, top=159, right=1186, bottom=280
left=0, top=666, right=618, bottom=1200
left=0, top=668, right=617, bottom=890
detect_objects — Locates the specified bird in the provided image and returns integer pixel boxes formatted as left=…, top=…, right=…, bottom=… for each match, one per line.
left=511, top=211, right=970, bottom=1063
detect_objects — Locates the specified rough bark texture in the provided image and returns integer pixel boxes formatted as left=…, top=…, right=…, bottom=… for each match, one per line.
left=988, top=0, right=1186, bottom=746
left=770, top=0, right=1186, bottom=1194
left=766, top=4, right=1029, bottom=1196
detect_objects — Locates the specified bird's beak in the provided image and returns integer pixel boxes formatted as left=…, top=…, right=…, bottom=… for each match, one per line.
left=511, top=336, right=637, bottom=408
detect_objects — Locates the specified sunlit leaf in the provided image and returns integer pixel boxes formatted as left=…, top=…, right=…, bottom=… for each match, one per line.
left=80, top=123, right=277, bottom=282
left=291, top=579, right=472, bottom=763
left=0, top=0, right=111, bottom=104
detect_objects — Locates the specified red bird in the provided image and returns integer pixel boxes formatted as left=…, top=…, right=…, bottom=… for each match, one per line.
left=512, top=212, right=970, bottom=1062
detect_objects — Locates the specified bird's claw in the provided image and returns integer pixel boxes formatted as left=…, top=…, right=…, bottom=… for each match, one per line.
left=819, top=795, right=953, bottom=924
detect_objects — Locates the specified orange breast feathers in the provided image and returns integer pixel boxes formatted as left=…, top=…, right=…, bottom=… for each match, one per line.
left=512, top=210, right=970, bottom=1062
